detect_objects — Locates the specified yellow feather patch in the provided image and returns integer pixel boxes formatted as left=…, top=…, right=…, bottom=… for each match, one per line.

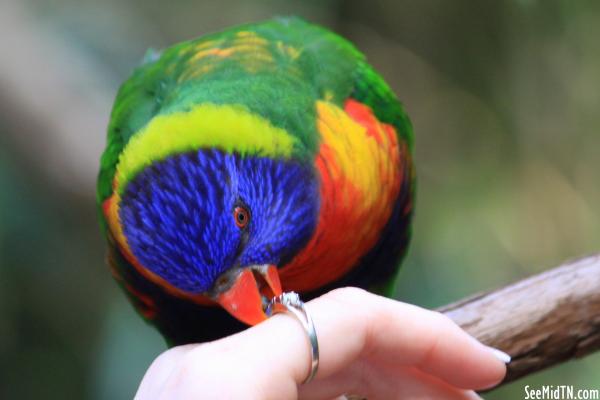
left=182, top=31, right=274, bottom=80
left=235, top=30, right=269, bottom=45
left=276, top=41, right=302, bottom=60
left=189, top=47, right=235, bottom=62
left=114, top=103, right=299, bottom=192
left=315, top=100, right=397, bottom=209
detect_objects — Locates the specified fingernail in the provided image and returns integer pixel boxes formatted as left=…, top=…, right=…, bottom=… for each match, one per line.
left=488, top=346, right=511, bottom=364
left=467, top=392, right=484, bottom=400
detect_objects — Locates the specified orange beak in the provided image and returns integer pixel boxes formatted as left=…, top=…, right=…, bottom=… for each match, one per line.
left=216, top=264, right=282, bottom=325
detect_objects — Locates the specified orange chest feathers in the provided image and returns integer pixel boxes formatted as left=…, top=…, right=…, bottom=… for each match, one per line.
left=279, top=99, right=410, bottom=292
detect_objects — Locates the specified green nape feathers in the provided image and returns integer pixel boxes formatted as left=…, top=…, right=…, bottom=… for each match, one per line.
left=99, top=18, right=343, bottom=201
left=98, top=17, right=412, bottom=206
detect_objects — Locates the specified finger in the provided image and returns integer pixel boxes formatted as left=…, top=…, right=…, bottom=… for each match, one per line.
left=136, top=344, right=195, bottom=399
left=136, top=323, right=308, bottom=400
left=219, top=286, right=504, bottom=393
left=137, top=314, right=316, bottom=399
left=306, top=288, right=506, bottom=389
left=137, top=287, right=506, bottom=399
left=299, top=361, right=483, bottom=400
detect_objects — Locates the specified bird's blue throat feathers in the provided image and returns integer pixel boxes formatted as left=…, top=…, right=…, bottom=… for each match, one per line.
left=119, top=149, right=319, bottom=293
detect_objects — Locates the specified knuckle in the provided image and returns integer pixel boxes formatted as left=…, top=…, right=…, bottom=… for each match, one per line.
left=146, top=346, right=186, bottom=377
left=171, top=346, right=210, bottom=382
left=325, top=286, right=369, bottom=301
left=149, top=350, right=172, bottom=369
left=431, top=310, right=455, bottom=330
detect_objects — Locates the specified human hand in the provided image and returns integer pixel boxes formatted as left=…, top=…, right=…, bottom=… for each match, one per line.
left=136, top=287, right=508, bottom=399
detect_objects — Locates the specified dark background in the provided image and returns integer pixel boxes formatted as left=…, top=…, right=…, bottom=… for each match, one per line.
left=1, top=0, right=598, bottom=398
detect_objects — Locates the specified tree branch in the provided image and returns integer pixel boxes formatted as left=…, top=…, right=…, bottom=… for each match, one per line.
left=438, top=254, right=600, bottom=387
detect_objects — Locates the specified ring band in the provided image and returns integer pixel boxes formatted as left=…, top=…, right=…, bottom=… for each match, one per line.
left=266, top=292, right=319, bottom=384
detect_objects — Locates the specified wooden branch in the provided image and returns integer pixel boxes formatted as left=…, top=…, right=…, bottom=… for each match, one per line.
left=438, top=254, right=600, bottom=387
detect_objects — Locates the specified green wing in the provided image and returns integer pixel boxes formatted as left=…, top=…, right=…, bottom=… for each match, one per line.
left=97, top=51, right=174, bottom=207
left=351, top=60, right=414, bottom=151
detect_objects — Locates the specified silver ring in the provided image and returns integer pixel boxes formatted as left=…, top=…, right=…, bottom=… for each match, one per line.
left=266, top=292, right=319, bottom=384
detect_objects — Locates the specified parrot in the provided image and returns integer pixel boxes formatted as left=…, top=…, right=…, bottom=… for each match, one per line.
left=97, top=17, right=415, bottom=346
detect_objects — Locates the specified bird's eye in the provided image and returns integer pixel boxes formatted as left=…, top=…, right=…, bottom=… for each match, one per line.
left=234, top=206, right=250, bottom=229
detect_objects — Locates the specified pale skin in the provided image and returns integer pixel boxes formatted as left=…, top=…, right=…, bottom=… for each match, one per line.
left=136, top=288, right=508, bottom=399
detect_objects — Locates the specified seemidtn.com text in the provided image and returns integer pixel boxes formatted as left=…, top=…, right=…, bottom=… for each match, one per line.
left=524, top=385, right=600, bottom=400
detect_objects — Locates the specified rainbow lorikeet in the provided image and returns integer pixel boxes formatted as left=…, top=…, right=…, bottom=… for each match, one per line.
left=97, top=17, right=415, bottom=346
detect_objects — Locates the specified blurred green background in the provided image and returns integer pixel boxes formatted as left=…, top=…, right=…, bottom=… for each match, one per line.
left=1, top=0, right=598, bottom=398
